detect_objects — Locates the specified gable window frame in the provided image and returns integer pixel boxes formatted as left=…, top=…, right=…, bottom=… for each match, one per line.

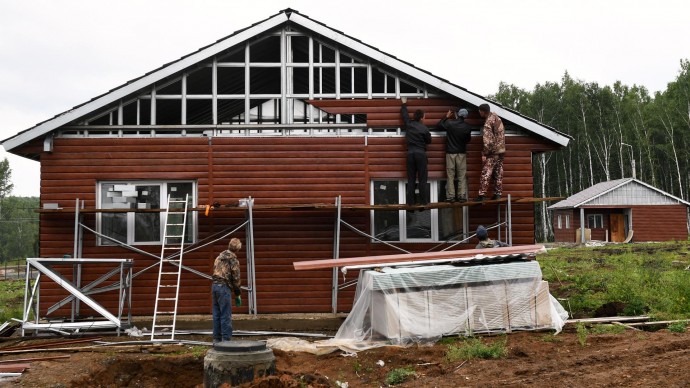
left=96, top=180, right=197, bottom=246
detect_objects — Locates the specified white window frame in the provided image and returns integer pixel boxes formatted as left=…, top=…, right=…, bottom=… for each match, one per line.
left=96, top=180, right=197, bottom=246
left=587, top=214, right=604, bottom=229
left=370, top=180, right=467, bottom=243
left=565, top=214, right=570, bottom=229
left=557, top=214, right=562, bottom=229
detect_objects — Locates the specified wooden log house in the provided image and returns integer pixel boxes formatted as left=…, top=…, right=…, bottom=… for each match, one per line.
left=2, top=9, right=571, bottom=317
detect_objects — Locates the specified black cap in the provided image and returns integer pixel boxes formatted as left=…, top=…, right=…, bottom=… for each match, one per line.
left=476, top=225, right=488, bottom=240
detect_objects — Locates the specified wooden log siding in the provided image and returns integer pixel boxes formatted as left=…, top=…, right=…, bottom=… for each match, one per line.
left=36, top=127, right=558, bottom=316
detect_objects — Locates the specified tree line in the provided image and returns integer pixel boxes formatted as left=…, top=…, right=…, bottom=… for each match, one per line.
left=492, top=59, right=690, bottom=241
left=0, top=158, right=39, bottom=263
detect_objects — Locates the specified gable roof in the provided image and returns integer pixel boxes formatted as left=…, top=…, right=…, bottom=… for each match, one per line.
left=548, top=178, right=690, bottom=209
left=2, top=8, right=571, bottom=153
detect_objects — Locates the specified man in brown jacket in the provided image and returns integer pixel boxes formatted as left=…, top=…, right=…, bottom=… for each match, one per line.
left=475, top=103, right=506, bottom=201
left=211, top=238, right=242, bottom=343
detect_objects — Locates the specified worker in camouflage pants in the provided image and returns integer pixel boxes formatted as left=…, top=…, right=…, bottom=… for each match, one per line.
left=475, top=103, right=506, bottom=201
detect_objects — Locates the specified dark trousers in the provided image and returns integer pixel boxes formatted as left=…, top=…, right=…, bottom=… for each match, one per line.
left=406, top=151, right=429, bottom=205
left=212, top=283, right=233, bottom=342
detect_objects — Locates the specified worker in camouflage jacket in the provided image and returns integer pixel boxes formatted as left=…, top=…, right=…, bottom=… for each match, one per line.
left=475, top=103, right=506, bottom=201
left=211, top=237, right=242, bottom=343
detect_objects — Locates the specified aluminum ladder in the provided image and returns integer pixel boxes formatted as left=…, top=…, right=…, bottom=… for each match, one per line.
left=150, top=194, right=188, bottom=341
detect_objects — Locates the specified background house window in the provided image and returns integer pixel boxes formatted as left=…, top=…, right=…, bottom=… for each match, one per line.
left=565, top=214, right=570, bottom=229
left=557, top=215, right=562, bottom=229
left=587, top=214, right=604, bottom=229
left=98, top=181, right=196, bottom=246
left=371, top=180, right=466, bottom=243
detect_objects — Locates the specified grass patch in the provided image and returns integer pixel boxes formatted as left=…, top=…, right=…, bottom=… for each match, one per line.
left=576, top=322, right=588, bottom=347
left=668, top=321, right=688, bottom=333
left=385, top=367, right=415, bottom=386
left=540, top=241, right=690, bottom=320
left=589, top=324, right=626, bottom=335
left=540, top=333, right=562, bottom=342
left=0, top=279, right=26, bottom=323
left=445, top=336, right=508, bottom=362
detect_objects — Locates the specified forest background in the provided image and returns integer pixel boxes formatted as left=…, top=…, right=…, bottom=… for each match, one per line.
left=491, top=59, right=690, bottom=241
left=1, top=59, right=689, bottom=262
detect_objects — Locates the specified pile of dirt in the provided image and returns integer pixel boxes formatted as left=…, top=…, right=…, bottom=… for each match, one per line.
left=6, top=328, right=689, bottom=387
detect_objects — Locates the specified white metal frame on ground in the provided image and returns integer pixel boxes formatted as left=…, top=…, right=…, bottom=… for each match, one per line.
left=20, top=257, right=133, bottom=336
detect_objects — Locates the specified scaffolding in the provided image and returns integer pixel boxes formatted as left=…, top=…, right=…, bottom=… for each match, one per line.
left=29, top=195, right=560, bottom=329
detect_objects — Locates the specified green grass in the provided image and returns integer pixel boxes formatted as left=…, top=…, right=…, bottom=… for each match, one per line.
left=576, top=322, right=588, bottom=346
left=385, top=367, right=416, bottom=386
left=0, top=279, right=26, bottom=323
left=668, top=321, right=688, bottom=333
left=540, top=241, right=690, bottom=320
left=445, top=336, right=508, bottom=362
left=589, top=324, right=626, bottom=335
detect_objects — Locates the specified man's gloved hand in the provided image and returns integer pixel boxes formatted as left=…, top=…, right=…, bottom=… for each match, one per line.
left=234, top=295, right=242, bottom=307
left=401, top=96, right=407, bottom=104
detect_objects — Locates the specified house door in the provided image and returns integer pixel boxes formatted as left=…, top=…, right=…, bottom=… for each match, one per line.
left=610, top=213, right=625, bottom=242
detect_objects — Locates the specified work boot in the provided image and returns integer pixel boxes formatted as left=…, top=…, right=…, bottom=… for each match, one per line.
left=457, top=196, right=467, bottom=203
left=446, top=197, right=455, bottom=203
left=491, top=194, right=501, bottom=200
left=474, top=195, right=485, bottom=202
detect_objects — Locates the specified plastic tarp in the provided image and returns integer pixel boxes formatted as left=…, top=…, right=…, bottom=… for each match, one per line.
left=319, top=260, right=568, bottom=352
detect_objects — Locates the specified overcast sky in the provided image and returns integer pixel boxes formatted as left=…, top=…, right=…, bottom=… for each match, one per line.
left=1, top=0, right=689, bottom=197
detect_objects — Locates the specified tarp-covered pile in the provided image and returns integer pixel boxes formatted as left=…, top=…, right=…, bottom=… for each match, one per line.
left=322, top=259, right=568, bottom=351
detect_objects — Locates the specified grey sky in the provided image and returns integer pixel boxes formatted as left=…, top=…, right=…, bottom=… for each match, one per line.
left=1, top=0, right=689, bottom=197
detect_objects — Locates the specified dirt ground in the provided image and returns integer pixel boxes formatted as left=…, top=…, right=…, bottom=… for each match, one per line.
left=2, top=327, right=689, bottom=387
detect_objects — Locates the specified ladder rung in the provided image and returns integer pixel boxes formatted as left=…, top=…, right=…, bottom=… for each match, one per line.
left=166, top=235, right=184, bottom=238
left=157, top=297, right=177, bottom=301
left=159, top=285, right=178, bottom=288
left=163, top=247, right=182, bottom=250
left=162, top=259, right=180, bottom=262
left=167, top=223, right=185, bottom=226
left=155, top=311, right=176, bottom=314
left=160, top=272, right=179, bottom=275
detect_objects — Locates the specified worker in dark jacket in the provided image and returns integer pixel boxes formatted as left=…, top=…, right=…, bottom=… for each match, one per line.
left=438, top=108, right=472, bottom=202
left=401, top=97, right=432, bottom=205
left=211, top=238, right=242, bottom=343
left=475, top=225, right=510, bottom=249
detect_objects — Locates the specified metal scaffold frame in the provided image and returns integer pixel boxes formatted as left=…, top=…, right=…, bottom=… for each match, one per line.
left=329, top=194, right=514, bottom=313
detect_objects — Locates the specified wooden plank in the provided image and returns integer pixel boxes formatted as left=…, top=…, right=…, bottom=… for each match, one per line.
left=293, top=244, right=546, bottom=270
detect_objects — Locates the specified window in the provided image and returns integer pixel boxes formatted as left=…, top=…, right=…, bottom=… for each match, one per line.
left=371, top=180, right=467, bottom=242
left=98, top=181, right=196, bottom=246
left=557, top=215, right=562, bottom=229
left=565, top=215, right=570, bottom=229
left=587, top=214, right=604, bottom=229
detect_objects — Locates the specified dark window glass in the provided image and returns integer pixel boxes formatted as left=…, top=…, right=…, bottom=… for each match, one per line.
left=373, top=181, right=400, bottom=241
left=250, top=67, right=281, bottom=94
left=122, top=101, right=137, bottom=125
left=340, top=68, right=352, bottom=94
left=217, top=67, right=245, bottom=95
left=89, top=112, right=111, bottom=125
left=186, top=99, right=213, bottom=124
left=217, top=48, right=244, bottom=63
left=400, top=79, right=419, bottom=93
left=291, top=35, right=309, bottom=63
left=218, top=99, right=245, bottom=124
left=353, top=67, right=368, bottom=94
left=156, top=99, right=181, bottom=125
left=187, top=67, right=213, bottom=95
left=157, top=79, right=181, bottom=95
left=292, top=67, right=309, bottom=94
left=250, top=36, right=281, bottom=62
left=139, top=99, right=152, bottom=125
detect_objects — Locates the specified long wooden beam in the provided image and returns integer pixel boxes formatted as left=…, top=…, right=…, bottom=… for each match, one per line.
left=293, top=244, right=546, bottom=271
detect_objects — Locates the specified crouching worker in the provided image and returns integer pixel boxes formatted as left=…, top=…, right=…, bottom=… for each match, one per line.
left=212, top=237, right=242, bottom=343
left=475, top=225, right=510, bottom=249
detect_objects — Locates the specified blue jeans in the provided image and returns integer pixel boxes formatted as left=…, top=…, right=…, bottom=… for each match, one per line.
left=212, top=283, right=233, bottom=342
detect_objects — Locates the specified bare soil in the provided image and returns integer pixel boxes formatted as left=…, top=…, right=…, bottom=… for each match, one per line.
left=3, top=328, right=689, bottom=387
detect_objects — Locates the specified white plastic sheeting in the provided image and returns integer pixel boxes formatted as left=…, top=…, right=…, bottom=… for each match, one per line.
left=321, top=260, right=568, bottom=351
